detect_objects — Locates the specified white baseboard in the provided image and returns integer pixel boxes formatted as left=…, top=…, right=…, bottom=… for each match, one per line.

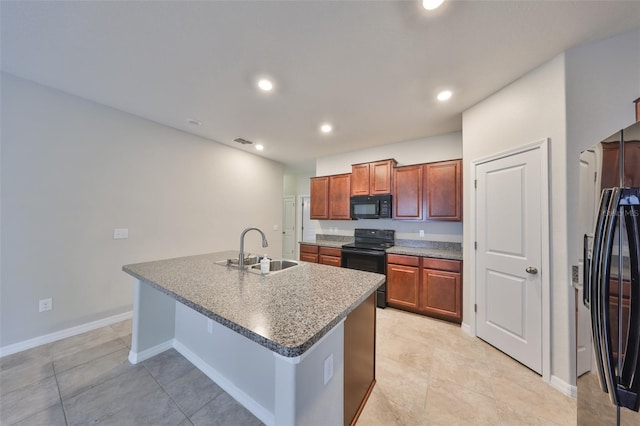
left=550, top=375, right=577, bottom=398
left=0, top=311, right=133, bottom=358
left=173, top=339, right=275, bottom=426
left=460, top=322, right=473, bottom=336
left=128, top=339, right=174, bottom=364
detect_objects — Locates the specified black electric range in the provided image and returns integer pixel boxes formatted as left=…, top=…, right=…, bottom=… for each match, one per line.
left=341, top=229, right=395, bottom=308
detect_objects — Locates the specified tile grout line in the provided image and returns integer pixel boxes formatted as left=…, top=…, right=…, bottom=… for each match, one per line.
left=51, top=337, right=128, bottom=376
left=52, top=362, right=69, bottom=426
left=140, top=362, right=193, bottom=424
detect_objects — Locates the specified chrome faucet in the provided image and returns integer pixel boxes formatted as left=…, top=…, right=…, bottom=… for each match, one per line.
left=238, top=227, right=268, bottom=268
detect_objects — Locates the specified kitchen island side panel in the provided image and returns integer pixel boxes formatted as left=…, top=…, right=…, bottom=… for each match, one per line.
left=277, top=321, right=344, bottom=426
left=129, top=279, right=176, bottom=363
left=174, top=299, right=346, bottom=426
left=173, top=301, right=276, bottom=418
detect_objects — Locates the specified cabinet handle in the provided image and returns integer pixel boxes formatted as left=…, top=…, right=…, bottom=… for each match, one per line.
left=525, top=266, right=538, bottom=275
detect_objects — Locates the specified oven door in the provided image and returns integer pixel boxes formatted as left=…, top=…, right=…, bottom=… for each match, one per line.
left=341, top=247, right=387, bottom=308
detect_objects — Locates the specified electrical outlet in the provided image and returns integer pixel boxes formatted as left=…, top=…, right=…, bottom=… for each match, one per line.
left=419, top=230, right=425, bottom=237
left=323, top=353, right=334, bottom=385
left=39, top=298, right=52, bottom=312
left=113, top=228, right=129, bottom=239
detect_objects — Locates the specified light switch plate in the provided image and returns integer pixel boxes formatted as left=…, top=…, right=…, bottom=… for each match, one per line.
left=419, top=230, right=425, bottom=237
left=113, top=228, right=129, bottom=239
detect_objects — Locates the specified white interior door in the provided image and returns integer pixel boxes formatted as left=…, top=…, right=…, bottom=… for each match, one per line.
left=282, top=196, right=295, bottom=259
left=301, top=196, right=315, bottom=242
left=476, top=146, right=544, bottom=374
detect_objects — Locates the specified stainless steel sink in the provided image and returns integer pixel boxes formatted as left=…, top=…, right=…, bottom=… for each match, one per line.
left=214, top=255, right=264, bottom=268
left=214, top=257, right=299, bottom=275
left=250, top=260, right=299, bottom=273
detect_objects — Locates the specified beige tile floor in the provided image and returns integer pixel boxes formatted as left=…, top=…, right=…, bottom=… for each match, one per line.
left=357, top=308, right=576, bottom=425
left=0, top=307, right=576, bottom=425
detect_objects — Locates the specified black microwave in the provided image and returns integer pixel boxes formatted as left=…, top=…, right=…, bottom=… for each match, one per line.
left=350, top=195, right=392, bottom=219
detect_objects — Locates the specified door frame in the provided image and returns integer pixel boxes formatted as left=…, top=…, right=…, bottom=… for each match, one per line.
left=470, top=138, right=551, bottom=383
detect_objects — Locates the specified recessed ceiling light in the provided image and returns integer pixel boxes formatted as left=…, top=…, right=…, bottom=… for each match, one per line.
left=257, top=79, right=273, bottom=92
left=437, top=90, right=452, bottom=101
left=320, top=123, right=333, bottom=134
left=186, top=118, right=201, bottom=126
left=423, top=0, right=444, bottom=11
left=255, top=144, right=264, bottom=151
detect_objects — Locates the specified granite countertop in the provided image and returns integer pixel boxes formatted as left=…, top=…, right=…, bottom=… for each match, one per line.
left=299, top=240, right=349, bottom=249
left=123, top=250, right=384, bottom=358
left=386, top=246, right=462, bottom=261
left=300, top=238, right=462, bottom=261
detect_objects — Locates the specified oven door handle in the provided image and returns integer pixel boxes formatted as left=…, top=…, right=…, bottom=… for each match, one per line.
left=341, top=247, right=387, bottom=257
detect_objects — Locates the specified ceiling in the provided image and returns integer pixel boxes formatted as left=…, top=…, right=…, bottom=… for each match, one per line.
left=2, top=1, right=639, bottom=172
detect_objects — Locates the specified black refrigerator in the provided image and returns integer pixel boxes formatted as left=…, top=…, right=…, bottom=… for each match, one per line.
left=578, top=120, right=640, bottom=425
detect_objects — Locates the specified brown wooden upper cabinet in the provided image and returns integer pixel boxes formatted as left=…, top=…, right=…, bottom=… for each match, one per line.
left=351, top=159, right=396, bottom=196
left=393, top=164, right=423, bottom=220
left=310, top=176, right=329, bottom=219
left=392, top=159, right=462, bottom=221
left=310, top=174, right=351, bottom=220
left=328, top=173, right=351, bottom=220
left=424, top=159, right=462, bottom=221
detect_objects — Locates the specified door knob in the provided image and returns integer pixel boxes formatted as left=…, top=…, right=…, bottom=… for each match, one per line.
left=526, top=266, right=538, bottom=275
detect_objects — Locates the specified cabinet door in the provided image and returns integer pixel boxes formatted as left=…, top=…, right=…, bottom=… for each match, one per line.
left=420, top=268, right=461, bottom=323
left=386, top=263, right=419, bottom=309
left=370, top=160, right=395, bottom=194
left=424, top=159, right=462, bottom=221
left=351, top=163, right=370, bottom=196
left=329, top=174, right=351, bottom=220
left=393, top=165, right=423, bottom=220
left=310, top=177, right=329, bottom=219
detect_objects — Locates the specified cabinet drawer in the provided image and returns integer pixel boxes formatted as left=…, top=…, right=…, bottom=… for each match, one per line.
left=319, top=246, right=342, bottom=257
left=387, top=254, right=420, bottom=267
left=300, top=244, right=319, bottom=254
left=300, top=253, right=318, bottom=263
left=421, top=257, right=461, bottom=273
left=319, top=255, right=342, bottom=267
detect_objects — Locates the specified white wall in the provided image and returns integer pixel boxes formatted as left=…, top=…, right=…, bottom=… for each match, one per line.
left=564, top=28, right=640, bottom=384
left=462, top=27, right=640, bottom=389
left=283, top=171, right=315, bottom=259
left=462, top=55, right=568, bottom=382
left=313, top=132, right=464, bottom=242
left=0, top=73, right=284, bottom=347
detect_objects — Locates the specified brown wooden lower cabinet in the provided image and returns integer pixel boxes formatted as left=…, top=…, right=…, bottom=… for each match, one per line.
left=387, top=254, right=462, bottom=324
left=299, top=243, right=318, bottom=263
left=386, top=257, right=419, bottom=310
left=319, top=246, right=342, bottom=267
left=300, top=244, right=344, bottom=266
left=610, top=279, right=631, bottom=361
left=344, top=292, right=376, bottom=426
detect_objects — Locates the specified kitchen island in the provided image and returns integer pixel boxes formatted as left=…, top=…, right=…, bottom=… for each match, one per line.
left=123, top=250, right=384, bottom=426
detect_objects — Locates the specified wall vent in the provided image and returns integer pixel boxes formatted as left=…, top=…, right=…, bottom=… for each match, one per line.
left=233, top=138, right=253, bottom=145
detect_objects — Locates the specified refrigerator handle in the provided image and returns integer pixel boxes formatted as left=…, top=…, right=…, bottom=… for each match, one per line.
left=617, top=195, right=640, bottom=411
left=583, top=233, right=592, bottom=308
left=590, top=189, right=613, bottom=396
left=597, top=187, right=620, bottom=406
